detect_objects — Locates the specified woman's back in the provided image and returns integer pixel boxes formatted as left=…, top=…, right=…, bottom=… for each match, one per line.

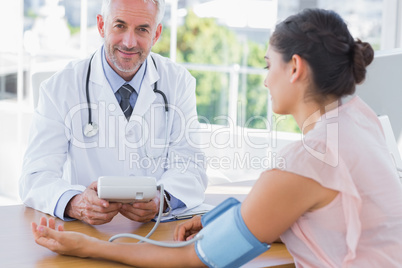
left=279, top=96, right=402, bottom=267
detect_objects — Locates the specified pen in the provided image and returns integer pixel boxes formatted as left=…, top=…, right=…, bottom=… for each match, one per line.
left=173, top=210, right=209, bottom=220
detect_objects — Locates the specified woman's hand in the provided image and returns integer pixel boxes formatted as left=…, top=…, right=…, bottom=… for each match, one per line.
left=31, top=217, right=96, bottom=258
left=173, top=215, right=203, bottom=241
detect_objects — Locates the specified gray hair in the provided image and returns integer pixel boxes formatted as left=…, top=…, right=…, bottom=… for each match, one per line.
left=101, top=0, right=165, bottom=25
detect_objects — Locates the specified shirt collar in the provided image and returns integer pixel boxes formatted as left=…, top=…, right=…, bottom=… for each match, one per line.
left=101, top=45, right=147, bottom=94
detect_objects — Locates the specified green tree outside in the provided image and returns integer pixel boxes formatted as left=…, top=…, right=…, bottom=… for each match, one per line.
left=152, top=10, right=300, bottom=133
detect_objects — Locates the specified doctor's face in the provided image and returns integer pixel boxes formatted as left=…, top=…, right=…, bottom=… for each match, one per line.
left=97, top=0, right=162, bottom=81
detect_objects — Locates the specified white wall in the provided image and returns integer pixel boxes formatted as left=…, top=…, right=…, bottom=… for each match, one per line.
left=200, top=124, right=301, bottom=185
left=355, top=48, right=402, bottom=157
left=0, top=2, right=21, bottom=54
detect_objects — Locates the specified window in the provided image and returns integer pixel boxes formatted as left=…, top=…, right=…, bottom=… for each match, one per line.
left=1, top=0, right=398, bottom=129
left=1, top=0, right=401, bottom=204
left=154, top=1, right=275, bottom=130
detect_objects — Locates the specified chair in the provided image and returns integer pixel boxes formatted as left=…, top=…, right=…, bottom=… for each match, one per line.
left=378, top=115, right=402, bottom=180
left=31, top=71, right=55, bottom=108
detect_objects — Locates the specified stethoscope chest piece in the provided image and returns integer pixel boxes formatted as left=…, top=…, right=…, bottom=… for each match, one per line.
left=84, top=122, right=99, bottom=137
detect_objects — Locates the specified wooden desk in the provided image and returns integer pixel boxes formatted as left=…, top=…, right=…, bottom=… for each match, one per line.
left=0, top=180, right=295, bottom=268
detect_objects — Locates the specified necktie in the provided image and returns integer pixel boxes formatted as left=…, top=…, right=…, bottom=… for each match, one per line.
left=118, top=84, right=135, bottom=120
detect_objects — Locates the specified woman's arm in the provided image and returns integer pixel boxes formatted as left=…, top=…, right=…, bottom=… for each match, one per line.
left=241, top=169, right=339, bottom=244
left=32, top=169, right=338, bottom=267
left=32, top=217, right=205, bottom=267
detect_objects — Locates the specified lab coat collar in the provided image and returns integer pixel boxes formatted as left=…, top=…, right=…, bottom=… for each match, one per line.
left=89, top=49, right=122, bottom=119
left=130, top=53, right=160, bottom=119
left=88, top=49, right=160, bottom=120
left=90, top=48, right=106, bottom=87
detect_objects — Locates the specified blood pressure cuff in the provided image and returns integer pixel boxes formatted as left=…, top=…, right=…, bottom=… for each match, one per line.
left=194, top=198, right=270, bottom=268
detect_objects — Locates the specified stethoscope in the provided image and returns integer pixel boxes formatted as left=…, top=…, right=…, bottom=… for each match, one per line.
left=83, top=53, right=169, bottom=158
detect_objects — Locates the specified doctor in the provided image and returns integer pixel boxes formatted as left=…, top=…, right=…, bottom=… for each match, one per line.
left=20, top=0, right=207, bottom=225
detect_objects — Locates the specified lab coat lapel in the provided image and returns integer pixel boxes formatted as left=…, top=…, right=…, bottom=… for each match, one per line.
left=90, top=49, right=122, bottom=119
left=89, top=51, right=160, bottom=122
left=130, top=56, right=159, bottom=119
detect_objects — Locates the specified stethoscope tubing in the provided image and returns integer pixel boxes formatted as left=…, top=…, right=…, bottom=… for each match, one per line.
left=83, top=53, right=169, bottom=158
left=85, top=53, right=96, bottom=126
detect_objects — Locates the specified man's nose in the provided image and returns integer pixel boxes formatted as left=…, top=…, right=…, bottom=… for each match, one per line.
left=122, top=31, right=137, bottom=49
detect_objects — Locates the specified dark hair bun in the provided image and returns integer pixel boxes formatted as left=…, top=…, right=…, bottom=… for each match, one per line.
left=353, top=39, right=374, bottom=84
left=270, top=8, right=375, bottom=98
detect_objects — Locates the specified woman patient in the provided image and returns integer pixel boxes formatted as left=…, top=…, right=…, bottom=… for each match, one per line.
left=32, top=8, right=402, bottom=267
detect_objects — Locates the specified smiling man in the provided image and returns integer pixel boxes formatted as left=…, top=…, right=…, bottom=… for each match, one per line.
left=20, top=0, right=207, bottom=225
left=99, top=0, right=161, bottom=80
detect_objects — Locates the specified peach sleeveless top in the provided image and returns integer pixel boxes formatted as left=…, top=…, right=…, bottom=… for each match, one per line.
left=279, top=97, right=402, bottom=267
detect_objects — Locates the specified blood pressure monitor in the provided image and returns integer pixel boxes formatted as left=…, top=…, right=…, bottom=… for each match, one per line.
left=97, top=176, right=157, bottom=203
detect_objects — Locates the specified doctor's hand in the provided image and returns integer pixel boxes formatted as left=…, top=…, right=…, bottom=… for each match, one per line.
left=65, top=181, right=122, bottom=225
left=174, top=215, right=203, bottom=241
left=119, top=192, right=161, bottom=223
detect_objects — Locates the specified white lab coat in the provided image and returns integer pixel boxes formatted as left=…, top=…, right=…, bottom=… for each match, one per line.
left=19, top=49, right=208, bottom=216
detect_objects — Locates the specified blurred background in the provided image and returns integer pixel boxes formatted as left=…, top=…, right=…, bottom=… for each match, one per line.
left=1, top=0, right=401, bottom=205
